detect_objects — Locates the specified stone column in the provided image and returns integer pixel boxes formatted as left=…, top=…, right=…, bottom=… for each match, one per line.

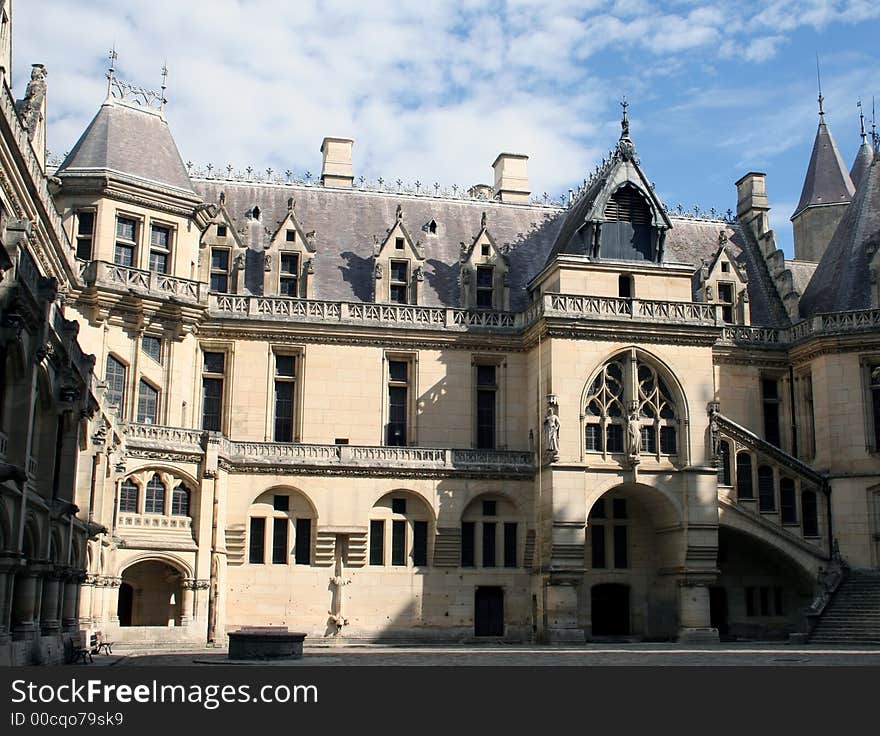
left=105, top=577, right=121, bottom=625
left=0, top=557, right=22, bottom=641
left=79, top=574, right=96, bottom=628
left=677, top=580, right=718, bottom=643
left=192, top=580, right=210, bottom=627
left=61, top=572, right=82, bottom=632
left=180, top=579, right=195, bottom=626
left=11, top=570, right=40, bottom=640
left=39, top=571, right=62, bottom=634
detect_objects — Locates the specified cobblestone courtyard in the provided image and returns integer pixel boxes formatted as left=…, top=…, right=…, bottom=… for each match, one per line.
left=82, top=643, right=880, bottom=667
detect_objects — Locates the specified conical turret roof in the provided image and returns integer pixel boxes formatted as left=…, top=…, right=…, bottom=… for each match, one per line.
left=791, top=120, right=855, bottom=219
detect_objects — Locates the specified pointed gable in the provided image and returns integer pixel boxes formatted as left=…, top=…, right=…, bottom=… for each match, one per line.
left=373, top=204, right=426, bottom=304
left=791, top=121, right=855, bottom=219
left=460, top=211, right=510, bottom=309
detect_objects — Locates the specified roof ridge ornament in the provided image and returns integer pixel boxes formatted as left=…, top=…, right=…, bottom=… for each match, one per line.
left=105, top=48, right=168, bottom=114
left=616, top=96, right=637, bottom=162
left=816, top=54, right=825, bottom=122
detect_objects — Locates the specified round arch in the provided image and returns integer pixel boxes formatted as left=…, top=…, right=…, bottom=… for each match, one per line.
left=22, top=514, right=41, bottom=559
left=586, top=478, right=683, bottom=525
left=122, top=464, right=200, bottom=491
left=370, top=488, right=436, bottom=523
left=117, top=555, right=189, bottom=628
left=116, top=552, right=193, bottom=580
left=459, top=489, right=523, bottom=518
left=250, top=485, right=319, bottom=519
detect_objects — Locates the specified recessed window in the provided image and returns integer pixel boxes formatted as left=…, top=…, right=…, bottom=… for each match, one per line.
left=721, top=262, right=730, bottom=273
left=762, top=378, right=781, bottom=447
left=274, top=354, right=296, bottom=442
left=482, top=500, right=496, bottom=516
left=114, top=216, right=137, bottom=267
left=119, top=480, right=139, bottom=513
left=171, top=485, right=190, bottom=516
left=618, top=274, right=633, bottom=298
left=736, top=452, right=754, bottom=499
left=286, top=229, right=296, bottom=242
left=718, top=282, right=734, bottom=323
left=142, top=336, right=162, bottom=364
left=370, top=494, right=432, bottom=568
left=476, top=364, right=497, bottom=449
left=476, top=266, right=494, bottom=309
left=144, top=475, right=165, bottom=515
left=75, top=210, right=95, bottom=260
left=149, top=224, right=171, bottom=274
left=104, top=355, right=126, bottom=415
left=249, top=517, right=266, bottom=564
left=392, top=498, right=407, bottom=515
left=395, top=237, right=405, bottom=250
left=461, top=496, right=519, bottom=568
left=202, top=351, right=225, bottom=431
left=273, top=494, right=290, bottom=512
left=802, top=490, right=819, bottom=537
left=280, top=253, right=299, bottom=297
left=390, top=260, right=409, bottom=304
left=136, top=380, right=158, bottom=424
left=386, top=360, right=409, bottom=446
left=758, top=465, right=775, bottom=512
left=216, top=224, right=227, bottom=238
left=481, top=243, right=490, bottom=257
left=210, top=248, right=230, bottom=293
left=780, top=478, right=797, bottom=524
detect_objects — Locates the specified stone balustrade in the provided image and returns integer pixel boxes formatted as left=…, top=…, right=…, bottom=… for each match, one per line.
left=117, top=513, right=192, bottom=531
left=82, top=260, right=205, bottom=304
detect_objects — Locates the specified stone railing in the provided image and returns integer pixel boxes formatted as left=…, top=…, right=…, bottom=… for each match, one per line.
left=82, top=261, right=205, bottom=304
left=117, top=513, right=192, bottom=531
left=48, top=302, right=96, bottom=384
left=542, top=293, right=718, bottom=325
left=719, top=325, right=783, bottom=346
left=122, top=422, right=205, bottom=450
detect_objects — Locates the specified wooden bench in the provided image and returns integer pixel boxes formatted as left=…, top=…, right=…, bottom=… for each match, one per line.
left=69, top=632, right=114, bottom=664
left=94, top=631, right=114, bottom=655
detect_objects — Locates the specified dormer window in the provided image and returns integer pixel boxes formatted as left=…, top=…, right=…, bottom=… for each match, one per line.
left=217, top=225, right=227, bottom=238
left=395, top=237, right=405, bottom=250
left=721, top=262, right=730, bottom=273
left=718, top=282, right=734, bottom=323
left=601, top=184, right=653, bottom=261
left=280, top=253, right=299, bottom=297
left=390, top=260, right=409, bottom=304
left=428, top=220, right=437, bottom=235
left=286, top=229, right=296, bottom=243
left=481, top=244, right=490, bottom=257
left=149, top=224, right=171, bottom=274
left=476, top=266, right=494, bottom=309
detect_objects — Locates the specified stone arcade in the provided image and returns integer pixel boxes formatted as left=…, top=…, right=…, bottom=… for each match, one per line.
left=2, top=4, right=880, bottom=663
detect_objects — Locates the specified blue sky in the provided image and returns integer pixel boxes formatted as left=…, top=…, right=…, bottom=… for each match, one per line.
left=13, top=1, right=880, bottom=257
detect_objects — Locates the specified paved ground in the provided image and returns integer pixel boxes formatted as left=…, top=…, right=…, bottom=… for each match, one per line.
left=81, top=642, right=880, bottom=667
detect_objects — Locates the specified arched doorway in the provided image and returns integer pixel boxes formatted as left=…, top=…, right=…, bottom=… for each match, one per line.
left=591, top=584, right=630, bottom=636
left=118, top=560, right=185, bottom=627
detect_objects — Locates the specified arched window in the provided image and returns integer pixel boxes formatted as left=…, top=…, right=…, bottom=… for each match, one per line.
left=583, top=351, right=681, bottom=460
left=171, top=484, right=190, bottom=516
left=801, top=490, right=819, bottom=537
left=718, top=440, right=731, bottom=486
left=736, top=453, right=753, bottom=499
left=119, top=480, right=139, bottom=513
left=461, top=495, right=521, bottom=568
left=144, top=474, right=166, bottom=515
left=248, top=490, right=315, bottom=566
left=136, top=379, right=159, bottom=424
left=105, top=355, right=126, bottom=414
left=758, top=466, right=775, bottom=512
left=369, top=492, right=432, bottom=568
left=780, top=478, right=797, bottom=524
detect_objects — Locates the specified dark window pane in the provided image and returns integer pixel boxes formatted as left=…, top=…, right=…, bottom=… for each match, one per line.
left=477, top=389, right=495, bottom=449
left=202, top=377, right=223, bottom=431
left=211, top=249, right=229, bottom=271
left=718, top=283, right=733, bottom=303
left=589, top=499, right=606, bottom=519
left=476, top=365, right=496, bottom=386
left=585, top=424, right=602, bottom=451
left=273, top=495, right=289, bottom=512
left=276, top=355, right=295, bottom=377
left=116, top=217, right=136, bottom=241
left=216, top=225, right=227, bottom=238
left=149, top=251, right=168, bottom=274
left=104, top=355, right=126, bottom=412
left=774, top=587, right=784, bottom=616
left=482, top=500, right=496, bottom=516
left=476, top=266, right=493, bottom=288
left=641, top=425, right=656, bottom=453
left=591, top=524, right=606, bottom=568
left=504, top=522, right=517, bottom=568
left=274, top=380, right=295, bottom=442
left=392, top=520, right=406, bottom=566
left=745, top=586, right=756, bottom=616
left=171, top=486, right=189, bottom=516
left=802, top=491, right=819, bottom=537
left=618, top=274, right=633, bottom=298
left=613, top=525, right=628, bottom=568
left=390, top=260, right=408, bottom=282
left=461, top=521, right=475, bottom=567
left=295, top=518, right=311, bottom=565
left=151, top=225, right=170, bottom=249
left=660, top=426, right=677, bottom=454
left=388, top=361, right=408, bottom=382
left=387, top=385, right=407, bottom=445
left=281, top=253, right=299, bottom=274
left=718, top=440, right=731, bottom=485
left=476, top=288, right=493, bottom=308
left=77, top=211, right=95, bottom=236
left=249, top=517, right=265, bottom=564
left=280, top=277, right=298, bottom=296
left=210, top=273, right=228, bottom=292
left=286, top=230, right=296, bottom=242
left=203, top=352, right=225, bottom=374
left=780, top=479, right=797, bottom=524
left=114, top=243, right=134, bottom=267
left=762, top=378, right=780, bottom=446
left=392, top=498, right=406, bottom=515
left=144, top=476, right=165, bottom=514
left=760, top=587, right=770, bottom=616
left=761, top=379, right=778, bottom=400
left=272, top=518, right=288, bottom=564
left=370, top=519, right=384, bottom=565
left=606, top=424, right=624, bottom=453
left=136, top=380, right=158, bottom=424
left=612, top=498, right=627, bottom=519
left=736, top=453, right=754, bottom=499
left=758, top=466, right=775, bottom=512
left=142, top=336, right=162, bottom=363
left=119, top=481, right=138, bottom=513
left=413, top=521, right=428, bottom=566
left=482, top=522, right=496, bottom=567
left=390, top=284, right=408, bottom=303
left=76, top=237, right=93, bottom=261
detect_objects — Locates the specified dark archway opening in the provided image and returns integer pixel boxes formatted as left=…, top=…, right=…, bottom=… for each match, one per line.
left=475, top=586, right=504, bottom=636
left=709, top=586, right=729, bottom=638
left=591, top=583, right=630, bottom=636
left=117, top=582, right=133, bottom=627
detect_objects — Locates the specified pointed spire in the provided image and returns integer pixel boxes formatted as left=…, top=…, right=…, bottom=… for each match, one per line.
left=851, top=99, right=875, bottom=188
left=620, top=96, right=630, bottom=139
left=816, top=54, right=825, bottom=122
left=859, top=98, right=867, bottom=144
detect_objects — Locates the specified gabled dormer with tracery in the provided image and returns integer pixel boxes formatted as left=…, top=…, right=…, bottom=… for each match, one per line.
left=459, top=211, right=510, bottom=310
left=198, top=191, right=246, bottom=294
left=262, top=197, right=317, bottom=298
left=698, top=229, right=751, bottom=324
left=373, top=204, right=425, bottom=304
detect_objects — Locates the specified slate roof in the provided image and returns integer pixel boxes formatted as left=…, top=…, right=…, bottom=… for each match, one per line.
left=56, top=99, right=196, bottom=196
left=799, top=156, right=880, bottom=316
left=851, top=139, right=875, bottom=191
left=791, top=121, right=855, bottom=219
left=191, top=180, right=788, bottom=326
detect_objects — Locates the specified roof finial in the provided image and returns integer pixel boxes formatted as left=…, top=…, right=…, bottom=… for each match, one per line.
left=873, top=96, right=878, bottom=152
left=106, top=44, right=118, bottom=97
left=620, top=96, right=630, bottom=138
left=816, top=54, right=825, bottom=121
left=160, top=62, right=168, bottom=112
left=858, top=98, right=867, bottom=143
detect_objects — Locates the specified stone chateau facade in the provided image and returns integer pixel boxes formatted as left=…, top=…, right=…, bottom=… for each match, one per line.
left=2, top=4, right=880, bottom=664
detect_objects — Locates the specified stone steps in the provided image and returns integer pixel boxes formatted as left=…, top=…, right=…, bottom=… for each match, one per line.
left=809, top=571, right=880, bottom=645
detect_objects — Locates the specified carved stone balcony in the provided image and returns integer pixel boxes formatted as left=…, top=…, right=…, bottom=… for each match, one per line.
left=541, top=293, right=719, bottom=326
left=116, top=512, right=197, bottom=552
left=82, top=260, right=206, bottom=304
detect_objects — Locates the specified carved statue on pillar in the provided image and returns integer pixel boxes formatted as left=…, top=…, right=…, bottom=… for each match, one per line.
left=543, top=407, right=560, bottom=462
left=327, top=541, right=351, bottom=636
left=626, top=406, right=641, bottom=460
left=17, top=64, right=47, bottom=140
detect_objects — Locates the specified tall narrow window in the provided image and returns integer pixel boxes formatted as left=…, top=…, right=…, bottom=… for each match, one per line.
left=119, top=480, right=138, bottom=513
left=144, top=475, right=165, bottom=514
left=210, top=248, right=230, bottom=292
left=390, top=260, right=409, bottom=304
left=476, top=364, right=497, bottom=449
left=591, top=524, right=606, bottom=569
left=802, top=374, right=816, bottom=459
left=584, top=359, right=625, bottom=455
left=802, top=490, right=819, bottom=537
left=386, top=360, right=408, bottom=446
left=114, top=216, right=137, bottom=267
left=136, top=380, right=158, bottom=424
left=736, top=452, right=754, bottom=499
left=718, top=440, right=731, bottom=485
left=104, top=355, right=126, bottom=414
left=149, top=224, right=171, bottom=274
left=758, top=465, right=775, bottom=512
left=274, top=354, right=296, bottom=442
left=461, top=521, right=475, bottom=567
left=413, top=521, right=428, bottom=566
left=249, top=517, right=266, bottom=564
left=762, top=378, right=781, bottom=447
left=75, top=211, right=95, bottom=260
left=717, top=282, right=734, bottom=323
left=475, top=266, right=494, bottom=309
left=482, top=522, right=496, bottom=567
left=613, top=525, right=628, bottom=568
left=272, top=518, right=288, bottom=564
left=279, top=253, right=299, bottom=296
left=295, top=518, right=311, bottom=565
left=503, top=522, right=517, bottom=568
left=780, top=478, right=797, bottom=524
left=369, top=519, right=385, bottom=566
left=618, top=274, right=633, bottom=298
left=142, top=335, right=162, bottom=364
left=171, top=485, right=190, bottom=516
left=202, top=351, right=225, bottom=432
left=392, top=520, right=406, bottom=566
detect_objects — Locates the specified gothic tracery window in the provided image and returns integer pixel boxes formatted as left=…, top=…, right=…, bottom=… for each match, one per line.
left=584, top=351, right=680, bottom=460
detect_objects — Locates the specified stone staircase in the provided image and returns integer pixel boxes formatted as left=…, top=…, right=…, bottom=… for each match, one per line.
left=809, top=570, right=880, bottom=645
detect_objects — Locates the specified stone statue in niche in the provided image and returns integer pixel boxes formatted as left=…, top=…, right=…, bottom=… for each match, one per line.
left=543, top=407, right=560, bottom=461
left=705, top=284, right=713, bottom=302
left=263, top=253, right=272, bottom=272
left=234, top=252, right=245, bottom=270
left=374, top=262, right=383, bottom=279
left=327, top=543, right=351, bottom=636
left=18, top=64, right=47, bottom=140
left=627, top=408, right=642, bottom=459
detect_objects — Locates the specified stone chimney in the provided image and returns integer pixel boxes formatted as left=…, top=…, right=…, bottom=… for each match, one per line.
left=320, top=137, right=354, bottom=188
left=492, top=153, right=530, bottom=204
left=735, top=171, right=769, bottom=238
